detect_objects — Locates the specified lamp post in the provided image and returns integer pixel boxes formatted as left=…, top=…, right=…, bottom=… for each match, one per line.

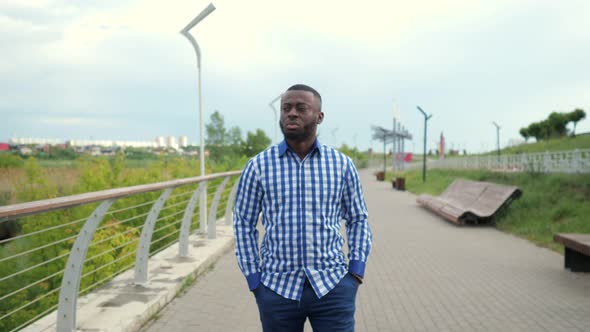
left=269, top=95, right=281, bottom=144
left=180, top=3, right=215, bottom=234
left=417, top=106, right=433, bottom=183
left=492, top=121, right=501, bottom=159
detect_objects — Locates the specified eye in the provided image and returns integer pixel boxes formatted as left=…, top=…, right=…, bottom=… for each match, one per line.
left=296, top=105, right=309, bottom=112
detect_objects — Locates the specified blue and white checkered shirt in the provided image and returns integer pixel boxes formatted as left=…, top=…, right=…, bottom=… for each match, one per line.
left=233, top=139, right=372, bottom=300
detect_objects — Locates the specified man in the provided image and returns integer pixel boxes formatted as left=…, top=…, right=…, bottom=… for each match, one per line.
left=233, top=84, right=372, bottom=331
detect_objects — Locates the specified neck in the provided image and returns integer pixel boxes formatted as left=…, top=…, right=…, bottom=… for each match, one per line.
left=285, top=136, right=316, bottom=160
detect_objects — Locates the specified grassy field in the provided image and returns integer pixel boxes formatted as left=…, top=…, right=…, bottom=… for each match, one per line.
left=37, top=158, right=161, bottom=168
left=500, top=134, right=590, bottom=154
left=389, top=168, right=590, bottom=253
left=452, top=133, right=590, bottom=158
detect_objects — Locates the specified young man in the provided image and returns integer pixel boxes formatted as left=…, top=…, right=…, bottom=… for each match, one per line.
left=233, top=84, right=372, bottom=331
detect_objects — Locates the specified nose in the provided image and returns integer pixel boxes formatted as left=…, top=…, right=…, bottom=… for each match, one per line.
left=285, top=106, right=298, bottom=117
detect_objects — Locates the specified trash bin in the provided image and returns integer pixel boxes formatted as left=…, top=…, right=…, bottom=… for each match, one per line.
left=396, top=177, right=406, bottom=191
left=375, top=171, right=385, bottom=181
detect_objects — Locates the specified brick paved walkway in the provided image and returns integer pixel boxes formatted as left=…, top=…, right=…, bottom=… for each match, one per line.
left=143, top=170, right=590, bottom=331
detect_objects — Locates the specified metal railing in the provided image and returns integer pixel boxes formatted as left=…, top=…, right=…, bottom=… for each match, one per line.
left=0, top=171, right=241, bottom=332
left=369, top=149, right=590, bottom=174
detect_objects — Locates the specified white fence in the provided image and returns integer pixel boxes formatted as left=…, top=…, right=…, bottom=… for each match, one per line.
left=370, top=149, right=590, bottom=174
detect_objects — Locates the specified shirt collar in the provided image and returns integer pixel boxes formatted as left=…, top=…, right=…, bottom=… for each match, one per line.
left=278, top=139, right=322, bottom=158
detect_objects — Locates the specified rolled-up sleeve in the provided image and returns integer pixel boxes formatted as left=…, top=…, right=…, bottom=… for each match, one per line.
left=341, top=157, right=372, bottom=278
left=233, top=159, right=263, bottom=290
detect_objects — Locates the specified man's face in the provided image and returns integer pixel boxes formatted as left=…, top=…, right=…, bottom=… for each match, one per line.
left=279, top=90, right=324, bottom=142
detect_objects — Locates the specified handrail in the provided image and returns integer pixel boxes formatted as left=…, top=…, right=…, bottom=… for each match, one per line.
left=0, top=169, right=243, bottom=332
left=370, top=148, right=590, bottom=174
left=0, top=170, right=241, bottom=221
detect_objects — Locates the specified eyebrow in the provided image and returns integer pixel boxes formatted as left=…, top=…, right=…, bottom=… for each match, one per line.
left=282, top=102, right=311, bottom=107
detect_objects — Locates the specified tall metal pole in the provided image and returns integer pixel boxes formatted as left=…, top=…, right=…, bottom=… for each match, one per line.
left=492, top=122, right=501, bottom=159
left=181, top=3, right=215, bottom=233
left=392, top=118, right=397, bottom=172
left=417, top=106, right=433, bottom=183
left=269, top=95, right=281, bottom=144
left=383, top=138, right=386, bottom=176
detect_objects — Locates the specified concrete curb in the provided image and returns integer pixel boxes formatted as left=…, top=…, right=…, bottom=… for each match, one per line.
left=24, top=224, right=235, bottom=332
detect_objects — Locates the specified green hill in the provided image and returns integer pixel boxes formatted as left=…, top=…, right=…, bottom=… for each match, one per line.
left=484, top=134, right=590, bottom=155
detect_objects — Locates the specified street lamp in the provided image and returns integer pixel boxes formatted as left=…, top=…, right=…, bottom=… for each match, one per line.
left=492, top=121, right=501, bottom=159
left=417, top=106, right=433, bottom=183
left=180, top=3, right=215, bottom=234
left=269, top=95, right=281, bottom=144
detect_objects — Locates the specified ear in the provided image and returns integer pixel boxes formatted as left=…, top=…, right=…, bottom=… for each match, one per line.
left=317, top=112, right=324, bottom=124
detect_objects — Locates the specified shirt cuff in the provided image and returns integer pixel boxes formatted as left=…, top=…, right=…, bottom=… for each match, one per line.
left=348, top=260, right=366, bottom=278
left=246, top=272, right=261, bottom=291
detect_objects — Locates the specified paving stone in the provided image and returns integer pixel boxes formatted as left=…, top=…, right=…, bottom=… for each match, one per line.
left=142, top=169, right=590, bottom=331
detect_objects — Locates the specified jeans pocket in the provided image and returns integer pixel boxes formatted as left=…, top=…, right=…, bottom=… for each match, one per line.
left=253, top=284, right=263, bottom=297
left=347, top=273, right=361, bottom=287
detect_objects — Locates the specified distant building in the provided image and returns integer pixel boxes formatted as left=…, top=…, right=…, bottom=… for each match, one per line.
left=178, top=136, right=188, bottom=148
left=10, top=136, right=158, bottom=149
left=19, top=147, right=32, bottom=155
left=166, top=136, right=178, bottom=150
left=10, top=137, right=62, bottom=145
left=155, top=136, right=165, bottom=147
left=0, top=143, right=9, bottom=151
left=89, top=146, right=101, bottom=156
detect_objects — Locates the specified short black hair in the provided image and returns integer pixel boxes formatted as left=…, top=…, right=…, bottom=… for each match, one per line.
left=286, top=84, right=322, bottom=104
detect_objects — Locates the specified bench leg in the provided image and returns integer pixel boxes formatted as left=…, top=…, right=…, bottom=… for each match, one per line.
left=564, top=248, right=590, bottom=272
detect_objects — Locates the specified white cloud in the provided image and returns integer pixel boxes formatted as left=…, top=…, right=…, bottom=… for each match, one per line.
left=1, top=0, right=589, bottom=150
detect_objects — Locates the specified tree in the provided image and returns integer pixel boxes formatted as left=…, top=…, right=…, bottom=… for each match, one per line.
left=227, top=126, right=245, bottom=156
left=522, top=111, right=575, bottom=141
left=205, top=110, right=227, bottom=146
left=519, top=128, right=530, bottom=142
left=547, top=112, right=568, bottom=138
left=206, top=111, right=228, bottom=161
left=243, top=129, right=271, bottom=157
left=568, top=108, right=586, bottom=136
left=528, top=122, right=542, bottom=141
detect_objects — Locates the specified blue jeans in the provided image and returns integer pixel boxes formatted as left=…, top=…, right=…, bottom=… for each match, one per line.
left=253, top=273, right=359, bottom=332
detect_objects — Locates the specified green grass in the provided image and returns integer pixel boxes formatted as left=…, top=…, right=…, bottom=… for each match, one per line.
left=177, top=274, right=196, bottom=297
left=37, top=159, right=76, bottom=168
left=23, top=157, right=163, bottom=169
left=390, top=169, right=590, bottom=253
left=501, top=134, right=590, bottom=155
left=477, top=134, right=590, bottom=156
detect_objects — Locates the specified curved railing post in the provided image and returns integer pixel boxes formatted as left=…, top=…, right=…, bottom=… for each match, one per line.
left=178, top=182, right=206, bottom=258
left=56, top=199, right=116, bottom=332
left=134, top=188, right=174, bottom=285
left=224, top=180, right=239, bottom=226
left=207, top=177, right=230, bottom=239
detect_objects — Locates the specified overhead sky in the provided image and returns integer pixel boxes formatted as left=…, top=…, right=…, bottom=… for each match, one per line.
left=1, top=0, right=589, bottom=153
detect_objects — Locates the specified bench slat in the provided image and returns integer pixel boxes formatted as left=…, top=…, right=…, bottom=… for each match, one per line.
left=416, top=178, right=521, bottom=226
left=554, top=233, right=590, bottom=256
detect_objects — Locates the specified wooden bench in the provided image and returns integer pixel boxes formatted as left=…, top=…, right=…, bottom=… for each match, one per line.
left=554, top=233, right=590, bottom=272
left=416, top=179, right=522, bottom=226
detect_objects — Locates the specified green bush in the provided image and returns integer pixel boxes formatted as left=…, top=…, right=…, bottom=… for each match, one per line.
left=0, top=153, right=243, bottom=330
left=0, top=153, right=24, bottom=168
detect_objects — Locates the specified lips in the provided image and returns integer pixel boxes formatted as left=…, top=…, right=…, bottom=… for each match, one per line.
left=285, top=123, right=300, bottom=129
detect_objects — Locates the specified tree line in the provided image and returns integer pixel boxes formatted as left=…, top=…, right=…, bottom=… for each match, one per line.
left=204, top=110, right=271, bottom=165
left=519, top=109, right=586, bottom=142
